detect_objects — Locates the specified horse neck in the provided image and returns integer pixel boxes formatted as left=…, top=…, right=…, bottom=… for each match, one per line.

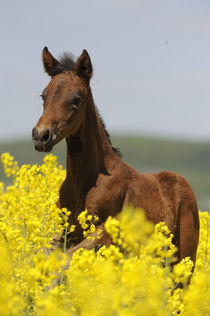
left=65, top=89, right=113, bottom=195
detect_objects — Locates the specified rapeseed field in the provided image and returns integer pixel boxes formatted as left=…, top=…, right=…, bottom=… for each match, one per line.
left=0, top=153, right=209, bottom=315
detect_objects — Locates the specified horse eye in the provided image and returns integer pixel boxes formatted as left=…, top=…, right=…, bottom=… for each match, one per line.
left=71, top=97, right=81, bottom=108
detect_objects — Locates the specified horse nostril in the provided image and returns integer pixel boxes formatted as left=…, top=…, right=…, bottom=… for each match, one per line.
left=32, top=127, right=52, bottom=146
left=40, top=129, right=50, bottom=143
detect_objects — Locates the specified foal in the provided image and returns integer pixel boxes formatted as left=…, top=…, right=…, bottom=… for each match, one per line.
left=32, top=47, right=199, bottom=270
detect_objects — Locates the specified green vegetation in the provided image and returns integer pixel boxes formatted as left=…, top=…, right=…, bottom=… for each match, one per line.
left=0, top=136, right=210, bottom=211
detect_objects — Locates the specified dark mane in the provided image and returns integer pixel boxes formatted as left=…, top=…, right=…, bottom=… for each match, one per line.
left=55, top=53, right=76, bottom=73
left=56, top=53, right=121, bottom=157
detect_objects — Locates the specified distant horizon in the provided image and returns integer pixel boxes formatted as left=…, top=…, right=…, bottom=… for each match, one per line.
left=1, top=130, right=210, bottom=145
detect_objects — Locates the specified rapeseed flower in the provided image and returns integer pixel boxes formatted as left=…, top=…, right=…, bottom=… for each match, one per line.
left=0, top=153, right=209, bottom=315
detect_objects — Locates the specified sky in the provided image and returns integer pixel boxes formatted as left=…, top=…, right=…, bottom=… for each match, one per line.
left=0, top=0, right=210, bottom=142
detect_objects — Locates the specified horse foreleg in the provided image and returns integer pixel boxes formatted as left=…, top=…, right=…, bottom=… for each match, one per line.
left=50, top=223, right=111, bottom=288
left=65, top=223, right=112, bottom=267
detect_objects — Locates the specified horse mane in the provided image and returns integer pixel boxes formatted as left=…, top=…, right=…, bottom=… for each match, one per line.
left=57, top=53, right=122, bottom=158
left=57, top=53, right=75, bottom=72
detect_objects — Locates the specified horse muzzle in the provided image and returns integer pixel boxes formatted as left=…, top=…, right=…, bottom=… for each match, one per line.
left=32, top=127, right=55, bottom=152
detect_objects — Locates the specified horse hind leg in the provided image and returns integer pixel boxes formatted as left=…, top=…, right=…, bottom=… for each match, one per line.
left=179, top=203, right=199, bottom=263
left=173, top=200, right=199, bottom=286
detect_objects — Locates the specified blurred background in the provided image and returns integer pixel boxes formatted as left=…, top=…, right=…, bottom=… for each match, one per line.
left=0, top=1, right=210, bottom=211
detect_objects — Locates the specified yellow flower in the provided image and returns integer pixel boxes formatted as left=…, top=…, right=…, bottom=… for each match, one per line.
left=77, top=210, right=98, bottom=240
left=0, top=153, right=209, bottom=315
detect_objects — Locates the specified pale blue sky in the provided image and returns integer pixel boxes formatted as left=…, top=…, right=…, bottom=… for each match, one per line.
left=0, top=0, right=210, bottom=141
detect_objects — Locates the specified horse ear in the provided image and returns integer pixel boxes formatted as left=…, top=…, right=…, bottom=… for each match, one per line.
left=42, top=47, right=60, bottom=77
left=75, top=50, right=92, bottom=83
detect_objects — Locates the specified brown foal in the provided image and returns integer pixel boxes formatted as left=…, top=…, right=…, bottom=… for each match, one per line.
left=32, top=47, right=199, bottom=274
